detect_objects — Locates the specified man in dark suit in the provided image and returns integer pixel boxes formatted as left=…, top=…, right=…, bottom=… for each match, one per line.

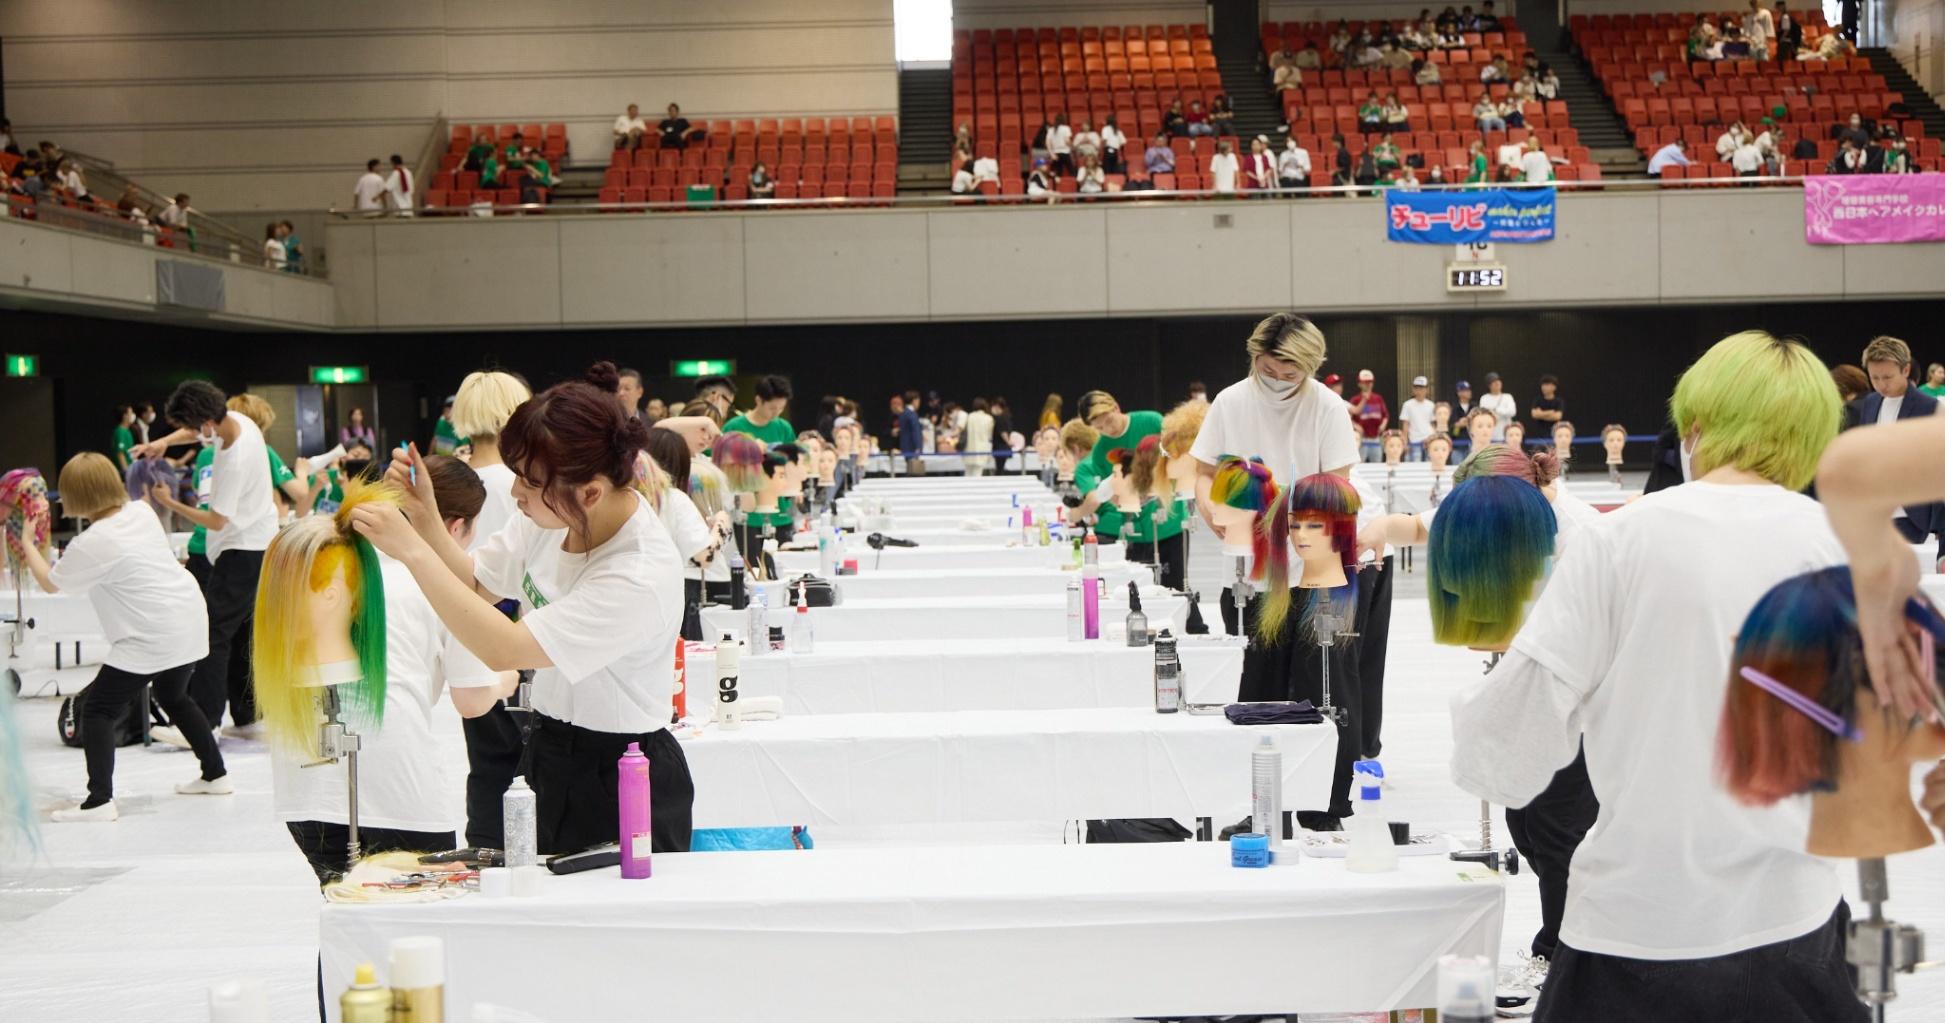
left=1776, top=1, right=1804, bottom=55
left=1850, top=335, right=1942, bottom=541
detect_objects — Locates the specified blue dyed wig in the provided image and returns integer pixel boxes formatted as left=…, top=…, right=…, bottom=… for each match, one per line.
left=1427, top=475, right=1557, bottom=648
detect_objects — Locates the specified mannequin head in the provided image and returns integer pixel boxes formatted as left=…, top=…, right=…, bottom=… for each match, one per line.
left=1259, top=473, right=1361, bottom=643
left=1721, top=566, right=1945, bottom=857
left=815, top=447, right=838, bottom=482
left=1433, top=401, right=1452, bottom=433
left=660, top=416, right=723, bottom=457
left=755, top=443, right=805, bottom=515
left=1131, top=399, right=1209, bottom=506
left=1602, top=424, right=1626, bottom=463
left=1058, top=419, right=1098, bottom=479
left=252, top=480, right=399, bottom=754
left=1502, top=422, right=1525, bottom=450
left=1552, top=421, right=1575, bottom=461
left=1033, top=425, right=1061, bottom=464
left=1105, top=446, right=1145, bottom=513
left=1381, top=429, right=1407, bottom=465
left=712, top=432, right=766, bottom=492
left=1428, top=448, right=1558, bottom=648
left=1209, top=455, right=1279, bottom=559
left=1467, top=408, right=1496, bottom=449
left=1426, top=433, right=1453, bottom=472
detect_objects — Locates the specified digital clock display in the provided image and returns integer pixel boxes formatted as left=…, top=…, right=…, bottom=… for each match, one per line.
left=1447, top=264, right=1508, bottom=292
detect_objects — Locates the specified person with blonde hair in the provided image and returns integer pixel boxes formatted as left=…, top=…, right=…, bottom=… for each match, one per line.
left=13, top=453, right=226, bottom=822
left=1451, top=330, right=1860, bottom=1019
left=1038, top=393, right=1064, bottom=431
left=1850, top=335, right=1939, bottom=543
left=224, top=393, right=315, bottom=514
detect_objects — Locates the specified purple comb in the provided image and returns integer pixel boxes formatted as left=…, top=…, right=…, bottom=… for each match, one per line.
left=1738, top=666, right=1863, bottom=742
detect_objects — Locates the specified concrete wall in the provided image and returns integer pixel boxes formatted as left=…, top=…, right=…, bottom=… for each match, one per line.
left=0, top=216, right=336, bottom=330
left=951, top=0, right=1209, bottom=30
left=0, top=0, right=897, bottom=212
left=322, top=188, right=1945, bottom=330
left=1890, top=0, right=1945, bottom=99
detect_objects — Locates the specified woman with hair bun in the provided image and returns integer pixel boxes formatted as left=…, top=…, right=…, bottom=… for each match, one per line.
left=351, top=369, right=694, bottom=855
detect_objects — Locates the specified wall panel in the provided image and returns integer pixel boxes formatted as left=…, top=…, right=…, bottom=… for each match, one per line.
left=926, top=206, right=1111, bottom=317
left=370, top=220, right=563, bottom=328
left=559, top=216, right=748, bottom=325
left=952, top=0, right=1208, bottom=30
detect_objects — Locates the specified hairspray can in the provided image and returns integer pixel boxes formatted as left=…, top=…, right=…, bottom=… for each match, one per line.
left=1066, top=578, right=1083, bottom=642
left=618, top=742, right=653, bottom=879
left=502, top=776, right=536, bottom=869
left=1251, top=735, right=1283, bottom=858
left=715, top=633, right=742, bottom=730
left=1153, top=629, right=1181, bottom=713
left=746, top=584, right=767, bottom=658
left=1081, top=559, right=1101, bottom=640
left=387, top=935, right=445, bottom=1023
left=728, top=548, right=747, bottom=609
left=339, top=964, right=391, bottom=1023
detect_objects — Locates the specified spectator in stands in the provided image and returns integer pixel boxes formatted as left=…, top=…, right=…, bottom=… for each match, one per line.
left=1331, top=133, right=1354, bottom=187
left=1716, top=121, right=1749, bottom=160
left=518, top=147, right=558, bottom=190
left=157, top=194, right=191, bottom=229
left=1328, top=20, right=1353, bottom=57
left=500, top=132, right=527, bottom=165
left=750, top=162, right=776, bottom=199
left=1351, top=37, right=1383, bottom=68
left=1921, top=363, right=1945, bottom=398
left=1294, top=41, right=1323, bottom=70
left=116, top=186, right=145, bottom=220
left=1354, top=146, right=1381, bottom=188
left=1479, top=372, right=1516, bottom=440
left=1026, top=158, right=1056, bottom=202
left=1209, top=95, right=1236, bottom=136
left=1437, top=23, right=1465, bottom=48
left=386, top=154, right=414, bottom=213
left=1687, top=15, right=1715, bottom=60
left=1831, top=137, right=1871, bottom=174
left=1479, top=0, right=1503, bottom=31
left=1246, top=136, right=1276, bottom=195
left=1884, top=136, right=1914, bottom=174
left=1520, top=137, right=1555, bottom=183
left=1271, top=43, right=1298, bottom=72
left=1776, top=1, right=1804, bottom=53
left=478, top=147, right=503, bottom=190
left=1072, top=120, right=1102, bottom=167
left=613, top=104, right=648, bottom=151
left=353, top=159, right=388, bottom=211
left=1209, top=139, right=1241, bottom=195
left=1481, top=55, right=1510, bottom=83
left=658, top=104, right=691, bottom=150
left=1146, top=133, right=1176, bottom=174
left=1838, top=113, right=1872, bottom=150
left=1164, top=100, right=1188, bottom=138
left=1379, top=41, right=1413, bottom=72
left=1474, top=93, right=1506, bottom=132
left=1185, top=100, right=1214, bottom=138
left=1414, top=58, right=1443, bottom=85
left=1465, top=140, right=1490, bottom=182
left=1278, top=135, right=1312, bottom=189
left=1792, top=132, right=1820, bottom=160
left=1100, top=116, right=1127, bottom=173
left=1500, top=92, right=1529, bottom=129
left=1731, top=134, right=1766, bottom=178
left=1030, top=116, right=1054, bottom=162
left=464, top=132, right=494, bottom=173
left=0, top=118, right=16, bottom=156
left=1807, top=27, right=1849, bottom=59
left=55, top=158, right=88, bottom=201
left=261, top=223, right=286, bottom=270
left=1530, top=375, right=1564, bottom=429
left=972, top=151, right=1000, bottom=187
left=1383, top=92, right=1410, bottom=131
left=279, top=220, right=302, bottom=273
left=1359, top=91, right=1384, bottom=134
left=1496, top=137, right=1526, bottom=179
left=1648, top=137, right=1692, bottom=177
left=1048, top=113, right=1074, bottom=174
left=1521, top=51, right=1543, bottom=77
left=1426, top=165, right=1447, bottom=185
left=1274, top=56, right=1303, bottom=91
left=1536, top=66, right=1561, bottom=100
left=1372, top=133, right=1403, bottom=178
left=1745, top=0, right=1775, bottom=61
left=38, top=141, right=66, bottom=167
left=1394, top=164, right=1422, bottom=191
left=951, top=160, right=976, bottom=195
left=1076, top=153, right=1107, bottom=194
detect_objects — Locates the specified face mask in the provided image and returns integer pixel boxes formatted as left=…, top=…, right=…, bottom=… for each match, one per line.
left=141, top=413, right=155, bottom=424
left=1257, top=373, right=1299, bottom=397
left=1678, top=433, right=1696, bottom=482
left=198, top=429, right=219, bottom=448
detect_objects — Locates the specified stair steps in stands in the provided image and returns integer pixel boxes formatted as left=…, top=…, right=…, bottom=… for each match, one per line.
left=1863, top=48, right=1945, bottom=142
left=1537, top=46, right=1644, bottom=175
left=901, top=66, right=955, bottom=171
left=1218, top=56, right=1289, bottom=142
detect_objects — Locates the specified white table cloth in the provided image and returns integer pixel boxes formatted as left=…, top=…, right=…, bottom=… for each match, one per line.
left=831, top=526, right=1057, bottom=548
left=855, top=477, right=1054, bottom=495
left=320, top=843, right=1504, bottom=1022
left=825, top=564, right=1151, bottom=600
left=863, top=453, right=1047, bottom=475
left=776, top=542, right=1124, bottom=574
left=703, top=590, right=1185, bottom=643
left=688, top=635, right=1243, bottom=714
left=2, top=591, right=108, bottom=676
left=680, top=707, right=1338, bottom=828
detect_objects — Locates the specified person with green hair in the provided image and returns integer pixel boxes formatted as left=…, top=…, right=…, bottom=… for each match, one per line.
left=1449, top=330, right=1860, bottom=1020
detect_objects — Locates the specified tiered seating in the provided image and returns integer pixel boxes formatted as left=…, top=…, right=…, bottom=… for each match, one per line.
left=596, top=117, right=898, bottom=204
left=427, top=122, right=569, bottom=208
left=951, top=24, right=1219, bottom=162
left=1262, top=18, right=1596, bottom=185
left=1575, top=11, right=1945, bottom=174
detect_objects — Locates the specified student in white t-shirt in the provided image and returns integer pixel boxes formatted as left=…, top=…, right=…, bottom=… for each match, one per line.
left=1477, top=372, right=1518, bottom=441
left=352, top=159, right=388, bottom=211
left=1398, top=376, right=1438, bottom=460
left=645, top=427, right=725, bottom=573
left=613, top=103, right=649, bottom=150
left=1451, top=331, right=1863, bottom=1018
left=19, top=454, right=227, bottom=823
left=275, top=456, right=516, bottom=882
left=141, top=381, right=278, bottom=732
left=445, top=368, right=532, bottom=848
left=352, top=376, right=691, bottom=856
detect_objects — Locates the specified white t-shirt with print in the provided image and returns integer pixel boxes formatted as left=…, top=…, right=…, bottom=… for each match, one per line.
left=271, top=557, right=500, bottom=832
left=51, top=502, right=207, bottom=673
left=1451, top=482, right=1846, bottom=960
left=1190, top=376, right=1360, bottom=487
left=471, top=493, right=684, bottom=734
left=207, top=411, right=278, bottom=561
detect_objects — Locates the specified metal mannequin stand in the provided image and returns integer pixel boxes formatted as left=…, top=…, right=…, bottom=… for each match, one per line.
left=1852, top=857, right=1927, bottom=1021
left=301, top=686, right=365, bottom=867
left=1450, top=650, right=1520, bottom=875
left=1311, top=606, right=1355, bottom=727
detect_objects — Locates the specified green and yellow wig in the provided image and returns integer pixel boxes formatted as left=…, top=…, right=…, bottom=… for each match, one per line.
left=251, top=479, right=398, bottom=755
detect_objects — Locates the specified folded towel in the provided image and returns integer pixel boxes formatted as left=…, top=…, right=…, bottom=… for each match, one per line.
left=1224, top=701, right=1325, bottom=725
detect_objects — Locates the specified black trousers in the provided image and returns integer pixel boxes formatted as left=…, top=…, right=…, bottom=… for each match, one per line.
left=285, top=820, right=457, bottom=886
left=1353, top=557, right=1394, bottom=757
left=1124, top=531, right=1187, bottom=592
left=1535, top=902, right=1867, bottom=1023
left=1223, top=587, right=1360, bottom=818
left=189, top=548, right=263, bottom=727
left=1503, top=747, right=1600, bottom=960
left=81, top=662, right=224, bottom=804
left=528, top=715, right=694, bottom=856
left=684, top=578, right=734, bottom=607
left=461, top=702, right=526, bottom=849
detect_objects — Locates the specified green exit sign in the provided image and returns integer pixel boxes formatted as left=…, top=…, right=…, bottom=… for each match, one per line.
left=5, top=354, right=37, bottom=377
left=310, top=365, right=369, bottom=384
left=671, top=359, right=735, bottom=378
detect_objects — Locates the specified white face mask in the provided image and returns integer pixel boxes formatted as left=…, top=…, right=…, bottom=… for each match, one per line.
left=1257, top=373, right=1300, bottom=397
left=199, top=427, right=219, bottom=448
left=1678, top=432, right=1696, bottom=482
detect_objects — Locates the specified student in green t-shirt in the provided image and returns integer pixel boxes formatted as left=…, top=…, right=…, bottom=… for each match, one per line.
left=1067, top=389, right=1186, bottom=588
left=113, top=405, right=137, bottom=471
left=722, top=375, right=799, bottom=536
left=1922, top=363, right=1945, bottom=399
left=433, top=395, right=462, bottom=455
left=1465, top=141, right=1489, bottom=184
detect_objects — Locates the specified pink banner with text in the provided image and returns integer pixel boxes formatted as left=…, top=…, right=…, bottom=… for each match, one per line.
left=1803, top=175, right=1945, bottom=245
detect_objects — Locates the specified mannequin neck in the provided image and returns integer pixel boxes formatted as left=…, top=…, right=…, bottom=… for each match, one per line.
left=1296, top=555, right=1347, bottom=589
left=1807, top=690, right=1937, bottom=858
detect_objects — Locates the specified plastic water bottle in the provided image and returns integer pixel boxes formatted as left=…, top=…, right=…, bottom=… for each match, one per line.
left=503, top=776, right=536, bottom=869
left=715, top=633, right=742, bottom=730
left=617, top=742, right=653, bottom=879
left=1251, top=736, right=1282, bottom=859
left=1082, top=550, right=1101, bottom=640
left=1066, top=578, right=1083, bottom=642
left=746, top=584, right=767, bottom=657
left=790, top=583, right=815, bottom=654
left=1152, top=629, right=1181, bottom=713
left=1437, top=955, right=1496, bottom=1023
left=817, top=526, right=836, bottom=577
left=1345, top=759, right=1398, bottom=873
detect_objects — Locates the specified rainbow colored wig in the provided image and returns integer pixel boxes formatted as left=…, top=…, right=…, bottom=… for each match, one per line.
left=688, top=459, right=729, bottom=519
left=1427, top=475, right=1556, bottom=648
left=1452, top=444, right=1560, bottom=489
left=1719, top=566, right=1945, bottom=806
left=712, top=433, right=766, bottom=493
left=1210, top=455, right=1281, bottom=574
left=251, top=480, right=398, bottom=755
left=0, top=469, right=51, bottom=571
left=1259, top=473, right=1361, bottom=644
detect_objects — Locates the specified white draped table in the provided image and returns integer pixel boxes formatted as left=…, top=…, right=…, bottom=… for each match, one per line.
left=702, top=590, right=1185, bottom=643
left=774, top=542, right=1123, bottom=574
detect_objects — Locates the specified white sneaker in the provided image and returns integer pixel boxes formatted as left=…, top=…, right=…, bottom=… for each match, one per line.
left=175, top=775, right=235, bottom=796
left=148, top=725, right=191, bottom=749
left=1495, top=951, right=1549, bottom=1017
left=220, top=721, right=265, bottom=742
left=51, top=801, right=118, bottom=822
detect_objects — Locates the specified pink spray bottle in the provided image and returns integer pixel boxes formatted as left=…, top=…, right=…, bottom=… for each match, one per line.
left=618, top=742, right=653, bottom=879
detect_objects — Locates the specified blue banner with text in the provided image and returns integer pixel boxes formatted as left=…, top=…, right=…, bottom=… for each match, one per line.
left=1384, top=187, right=1556, bottom=244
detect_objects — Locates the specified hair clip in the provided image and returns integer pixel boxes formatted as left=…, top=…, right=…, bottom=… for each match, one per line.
left=1738, top=666, right=1863, bottom=742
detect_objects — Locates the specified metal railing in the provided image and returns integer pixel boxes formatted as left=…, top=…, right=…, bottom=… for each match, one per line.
left=3, top=194, right=322, bottom=278
left=60, top=149, right=275, bottom=261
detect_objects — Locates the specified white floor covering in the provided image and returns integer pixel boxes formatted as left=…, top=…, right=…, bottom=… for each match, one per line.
left=3, top=595, right=1944, bottom=1021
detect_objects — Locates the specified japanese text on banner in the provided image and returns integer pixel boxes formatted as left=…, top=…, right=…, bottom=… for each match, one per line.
left=1384, top=188, right=1556, bottom=244
left=1803, top=175, right=1945, bottom=245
